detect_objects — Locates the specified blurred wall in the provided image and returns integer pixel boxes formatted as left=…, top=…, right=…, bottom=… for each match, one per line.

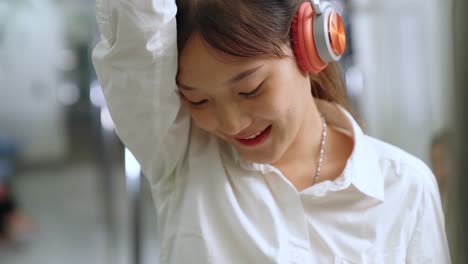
left=453, top=0, right=468, bottom=261
left=0, top=0, right=95, bottom=164
left=350, top=0, right=453, bottom=162
left=0, top=1, right=68, bottom=163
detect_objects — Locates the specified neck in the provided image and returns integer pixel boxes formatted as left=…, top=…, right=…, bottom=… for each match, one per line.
left=272, top=97, right=323, bottom=184
left=272, top=98, right=354, bottom=191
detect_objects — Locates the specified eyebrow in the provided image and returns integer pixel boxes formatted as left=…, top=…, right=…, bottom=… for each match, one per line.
left=225, top=65, right=263, bottom=84
left=177, top=65, right=263, bottom=91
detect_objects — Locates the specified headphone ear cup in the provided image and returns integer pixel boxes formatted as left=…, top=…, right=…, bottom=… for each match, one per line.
left=291, top=2, right=327, bottom=73
left=291, top=12, right=307, bottom=72
left=313, top=4, right=347, bottom=62
left=291, top=7, right=312, bottom=72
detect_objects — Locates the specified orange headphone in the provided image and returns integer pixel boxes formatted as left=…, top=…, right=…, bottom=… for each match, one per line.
left=291, top=0, right=346, bottom=73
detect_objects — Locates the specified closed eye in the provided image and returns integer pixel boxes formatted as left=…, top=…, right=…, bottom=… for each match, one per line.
left=240, top=81, right=264, bottom=98
left=189, top=99, right=208, bottom=106
left=176, top=90, right=208, bottom=106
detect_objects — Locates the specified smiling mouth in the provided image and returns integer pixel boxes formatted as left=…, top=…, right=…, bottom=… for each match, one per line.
left=235, top=125, right=272, bottom=147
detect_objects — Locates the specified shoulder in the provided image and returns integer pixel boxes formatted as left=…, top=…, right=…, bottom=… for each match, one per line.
left=364, top=135, right=439, bottom=196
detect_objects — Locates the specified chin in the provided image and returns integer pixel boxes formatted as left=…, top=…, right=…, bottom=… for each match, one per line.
left=237, top=147, right=283, bottom=165
left=218, top=129, right=287, bottom=165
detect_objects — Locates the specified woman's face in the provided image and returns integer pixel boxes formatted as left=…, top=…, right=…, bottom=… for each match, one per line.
left=177, top=33, right=314, bottom=164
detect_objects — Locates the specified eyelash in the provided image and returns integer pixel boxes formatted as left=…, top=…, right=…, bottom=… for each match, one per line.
left=186, top=82, right=264, bottom=107
left=240, top=82, right=264, bottom=98
left=190, top=99, right=208, bottom=106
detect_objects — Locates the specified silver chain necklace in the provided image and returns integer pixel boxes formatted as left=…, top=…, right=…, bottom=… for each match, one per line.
left=314, top=114, right=327, bottom=184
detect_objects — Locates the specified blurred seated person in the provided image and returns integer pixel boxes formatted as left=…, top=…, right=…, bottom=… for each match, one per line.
left=430, top=130, right=454, bottom=201
left=430, top=130, right=455, bottom=249
left=0, top=134, right=34, bottom=245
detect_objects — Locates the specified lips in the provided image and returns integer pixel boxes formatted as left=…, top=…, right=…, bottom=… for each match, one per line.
left=235, top=125, right=272, bottom=147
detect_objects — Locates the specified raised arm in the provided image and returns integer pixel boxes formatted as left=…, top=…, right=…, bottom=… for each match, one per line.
left=92, top=0, right=190, bottom=187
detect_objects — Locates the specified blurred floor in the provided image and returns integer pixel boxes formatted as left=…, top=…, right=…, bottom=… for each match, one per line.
left=2, top=158, right=159, bottom=264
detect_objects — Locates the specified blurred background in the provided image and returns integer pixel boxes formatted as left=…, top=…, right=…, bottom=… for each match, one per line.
left=0, top=0, right=465, bottom=263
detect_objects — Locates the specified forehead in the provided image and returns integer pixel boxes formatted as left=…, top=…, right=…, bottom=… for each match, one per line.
left=178, top=33, right=259, bottom=84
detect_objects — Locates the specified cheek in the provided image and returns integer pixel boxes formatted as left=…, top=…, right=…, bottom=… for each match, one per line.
left=254, top=71, right=307, bottom=121
left=247, top=101, right=278, bottom=120
left=180, top=99, right=217, bottom=132
left=250, top=90, right=292, bottom=121
left=188, top=108, right=217, bottom=132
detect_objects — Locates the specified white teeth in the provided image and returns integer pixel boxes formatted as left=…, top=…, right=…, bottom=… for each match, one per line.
left=244, top=129, right=264, bottom=140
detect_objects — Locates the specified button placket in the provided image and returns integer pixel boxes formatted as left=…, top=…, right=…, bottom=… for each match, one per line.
left=281, top=187, right=313, bottom=263
left=291, top=237, right=313, bottom=263
left=283, top=190, right=310, bottom=241
left=264, top=165, right=313, bottom=263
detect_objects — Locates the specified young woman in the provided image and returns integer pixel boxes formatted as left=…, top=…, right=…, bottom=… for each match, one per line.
left=93, top=0, right=450, bottom=262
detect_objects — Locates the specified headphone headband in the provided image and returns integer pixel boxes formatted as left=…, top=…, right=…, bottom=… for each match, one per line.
left=310, top=0, right=323, bottom=15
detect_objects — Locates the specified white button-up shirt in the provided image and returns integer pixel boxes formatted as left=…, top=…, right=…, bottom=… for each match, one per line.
left=92, top=0, right=451, bottom=263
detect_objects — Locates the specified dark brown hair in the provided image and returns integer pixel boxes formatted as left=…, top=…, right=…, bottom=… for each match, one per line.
left=176, top=0, right=351, bottom=110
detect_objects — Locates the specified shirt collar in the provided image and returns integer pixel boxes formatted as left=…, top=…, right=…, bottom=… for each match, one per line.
left=230, top=99, right=385, bottom=202
left=316, top=100, right=385, bottom=202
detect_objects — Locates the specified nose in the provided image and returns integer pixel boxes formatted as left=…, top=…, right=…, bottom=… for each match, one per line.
left=215, top=103, right=250, bottom=136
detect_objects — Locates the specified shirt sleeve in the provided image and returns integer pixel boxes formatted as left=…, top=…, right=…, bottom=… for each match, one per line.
left=406, top=169, right=451, bottom=263
left=92, top=0, right=190, bottom=189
